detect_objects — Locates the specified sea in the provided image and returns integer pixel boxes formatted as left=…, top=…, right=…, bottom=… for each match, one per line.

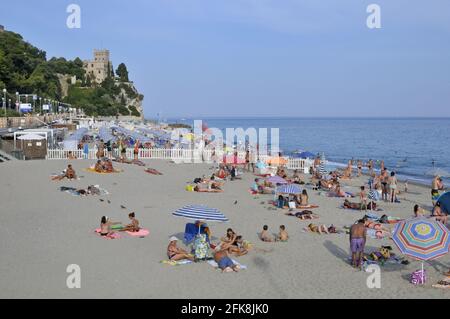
left=164, top=117, right=450, bottom=186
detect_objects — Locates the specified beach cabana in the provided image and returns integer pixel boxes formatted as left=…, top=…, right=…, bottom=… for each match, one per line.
left=17, top=133, right=47, bottom=160
left=392, top=217, right=450, bottom=284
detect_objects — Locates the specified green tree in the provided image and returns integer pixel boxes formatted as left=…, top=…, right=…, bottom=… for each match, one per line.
left=116, top=63, right=129, bottom=82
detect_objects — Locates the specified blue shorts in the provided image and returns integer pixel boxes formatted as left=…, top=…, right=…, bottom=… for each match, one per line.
left=218, top=256, right=234, bottom=269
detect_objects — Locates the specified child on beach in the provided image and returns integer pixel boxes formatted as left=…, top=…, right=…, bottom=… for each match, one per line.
left=276, top=225, right=289, bottom=242
left=359, top=186, right=367, bottom=211
left=260, top=225, right=274, bottom=242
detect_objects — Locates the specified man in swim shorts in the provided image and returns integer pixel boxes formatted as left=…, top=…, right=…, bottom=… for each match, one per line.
left=213, top=246, right=240, bottom=273
left=349, top=219, right=367, bottom=269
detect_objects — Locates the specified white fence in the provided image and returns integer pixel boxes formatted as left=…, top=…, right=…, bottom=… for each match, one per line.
left=45, top=148, right=312, bottom=171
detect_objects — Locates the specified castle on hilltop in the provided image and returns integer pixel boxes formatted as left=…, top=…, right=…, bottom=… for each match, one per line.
left=83, top=49, right=113, bottom=84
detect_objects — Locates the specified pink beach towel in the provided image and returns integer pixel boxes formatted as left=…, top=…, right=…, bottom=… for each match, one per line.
left=125, top=229, right=150, bottom=238
left=94, top=228, right=121, bottom=239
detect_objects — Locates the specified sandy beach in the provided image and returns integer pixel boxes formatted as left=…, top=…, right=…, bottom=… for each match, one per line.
left=0, top=158, right=448, bottom=299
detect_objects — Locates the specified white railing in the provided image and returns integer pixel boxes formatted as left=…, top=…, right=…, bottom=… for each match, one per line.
left=45, top=148, right=313, bottom=171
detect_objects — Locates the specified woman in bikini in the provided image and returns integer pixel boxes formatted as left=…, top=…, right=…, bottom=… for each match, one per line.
left=167, top=237, right=194, bottom=261
left=99, top=216, right=118, bottom=237
left=388, top=171, right=398, bottom=203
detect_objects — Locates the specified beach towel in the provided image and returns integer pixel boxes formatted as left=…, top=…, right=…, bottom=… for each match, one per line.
left=125, top=229, right=150, bottom=238
left=145, top=168, right=163, bottom=175
left=195, top=189, right=223, bottom=193
left=208, top=259, right=247, bottom=270
left=160, top=259, right=193, bottom=266
left=60, top=186, right=109, bottom=196
left=94, top=228, right=121, bottom=239
left=84, top=168, right=123, bottom=174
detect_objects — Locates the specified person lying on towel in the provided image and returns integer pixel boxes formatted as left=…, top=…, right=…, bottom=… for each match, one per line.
left=213, top=245, right=240, bottom=273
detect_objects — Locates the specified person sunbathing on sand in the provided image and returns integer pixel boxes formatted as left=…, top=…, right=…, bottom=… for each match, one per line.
left=94, top=160, right=104, bottom=173
left=344, top=199, right=365, bottom=210
left=300, top=190, right=309, bottom=206
left=276, top=225, right=289, bottom=242
left=213, top=245, right=240, bottom=273
left=167, top=237, right=194, bottom=261
left=260, top=225, right=274, bottom=242
left=103, top=159, right=114, bottom=173
left=52, top=164, right=77, bottom=180
left=286, top=210, right=318, bottom=220
left=120, top=212, right=140, bottom=232
left=308, top=223, right=329, bottom=234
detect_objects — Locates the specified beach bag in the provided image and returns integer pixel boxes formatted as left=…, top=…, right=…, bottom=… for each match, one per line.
left=193, top=234, right=208, bottom=260
left=410, top=269, right=427, bottom=285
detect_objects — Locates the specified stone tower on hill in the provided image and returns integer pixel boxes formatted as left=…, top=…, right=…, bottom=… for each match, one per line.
left=83, top=49, right=112, bottom=84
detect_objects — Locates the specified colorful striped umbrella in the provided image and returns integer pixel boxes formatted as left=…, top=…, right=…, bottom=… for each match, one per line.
left=173, top=205, right=229, bottom=222
left=276, top=184, right=302, bottom=195
left=266, top=175, right=288, bottom=185
left=392, top=217, right=450, bottom=261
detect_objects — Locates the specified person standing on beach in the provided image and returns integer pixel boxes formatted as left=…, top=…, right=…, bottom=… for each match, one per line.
left=96, top=139, right=105, bottom=159
left=359, top=186, right=368, bottom=211
left=367, top=160, right=374, bottom=176
left=381, top=169, right=389, bottom=201
left=388, top=172, right=398, bottom=203
left=357, top=160, right=363, bottom=177
left=350, top=219, right=366, bottom=269
left=245, top=150, right=251, bottom=172
left=431, top=176, right=444, bottom=206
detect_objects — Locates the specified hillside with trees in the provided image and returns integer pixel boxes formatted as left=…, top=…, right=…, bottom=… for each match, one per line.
left=0, top=29, right=143, bottom=117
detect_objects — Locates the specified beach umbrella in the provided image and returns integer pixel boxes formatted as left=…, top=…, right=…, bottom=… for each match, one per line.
left=266, top=175, right=288, bottom=185
left=392, top=217, right=450, bottom=283
left=368, top=189, right=380, bottom=201
left=173, top=205, right=229, bottom=222
left=437, top=192, right=450, bottom=214
left=276, top=184, right=302, bottom=195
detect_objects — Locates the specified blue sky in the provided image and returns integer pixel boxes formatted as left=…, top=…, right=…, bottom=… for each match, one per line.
left=1, top=0, right=450, bottom=118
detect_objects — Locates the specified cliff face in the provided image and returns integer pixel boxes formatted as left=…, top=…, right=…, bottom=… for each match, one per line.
left=114, top=81, right=144, bottom=119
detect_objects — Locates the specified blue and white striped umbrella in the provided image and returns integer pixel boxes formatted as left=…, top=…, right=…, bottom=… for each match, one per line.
left=276, top=184, right=302, bottom=195
left=173, top=205, right=229, bottom=222
left=368, top=189, right=380, bottom=201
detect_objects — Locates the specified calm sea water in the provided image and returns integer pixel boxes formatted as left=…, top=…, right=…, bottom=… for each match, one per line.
left=167, top=118, right=450, bottom=185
